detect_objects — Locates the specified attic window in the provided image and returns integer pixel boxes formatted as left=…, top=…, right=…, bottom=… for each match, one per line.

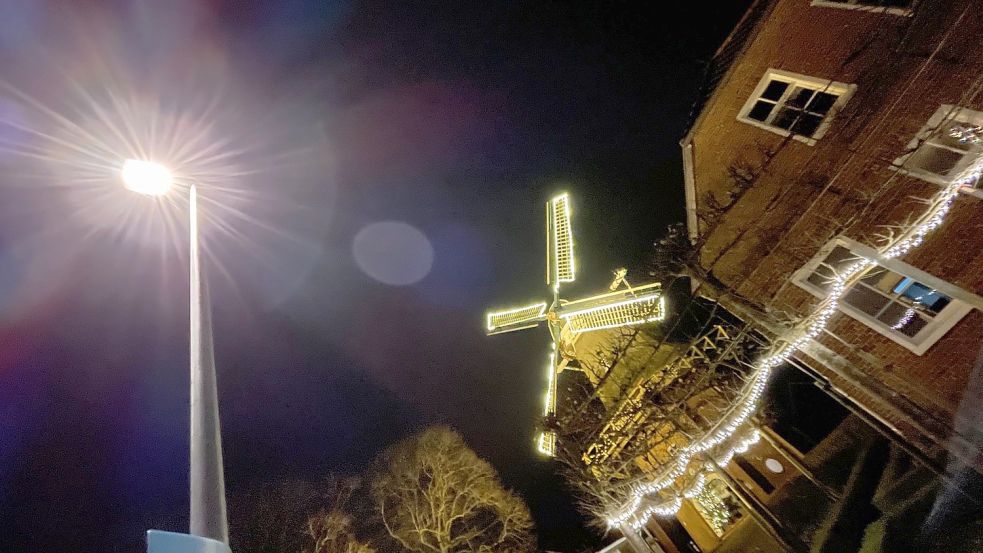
left=737, top=69, right=855, bottom=144
left=811, top=0, right=913, bottom=16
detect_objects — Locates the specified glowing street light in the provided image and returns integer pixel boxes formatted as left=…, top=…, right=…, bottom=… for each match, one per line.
left=121, top=159, right=173, bottom=196
left=122, top=160, right=230, bottom=549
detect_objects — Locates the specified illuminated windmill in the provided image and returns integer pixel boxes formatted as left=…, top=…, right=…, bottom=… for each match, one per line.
left=486, top=193, right=664, bottom=456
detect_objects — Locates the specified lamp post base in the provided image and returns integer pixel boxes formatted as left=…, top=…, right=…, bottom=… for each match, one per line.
left=147, top=530, right=231, bottom=553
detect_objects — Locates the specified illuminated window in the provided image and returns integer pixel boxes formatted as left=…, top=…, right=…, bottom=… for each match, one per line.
left=794, top=237, right=974, bottom=355
left=892, top=105, right=983, bottom=192
left=737, top=69, right=855, bottom=144
left=811, top=0, right=913, bottom=16
left=691, top=478, right=744, bottom=538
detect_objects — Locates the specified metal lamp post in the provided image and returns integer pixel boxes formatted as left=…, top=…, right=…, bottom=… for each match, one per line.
left=121, top=159, right=231, bottom=551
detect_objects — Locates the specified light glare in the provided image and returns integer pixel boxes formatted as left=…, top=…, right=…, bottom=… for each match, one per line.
left=121, top=159, right=173, bottom=196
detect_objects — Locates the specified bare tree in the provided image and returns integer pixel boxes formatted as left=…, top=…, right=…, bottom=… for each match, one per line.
left=230, top=475, right=375, bottom=553
left=229, top=479, right=323, bottom=553
left=305, top=511, right=375, bottom=553
left=303, top=476, right=376, bottom=553
left=370, top=427, right=536, bottom=553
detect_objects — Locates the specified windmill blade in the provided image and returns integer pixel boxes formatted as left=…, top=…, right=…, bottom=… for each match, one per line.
left=485, top=302, right=548, bottom=335
left=537, top=352, right=559, bottom=457
left=557, top=284, right=664, bottom=334
left=546, top=193, right=575, bottom=287
left=544, top=352, right=559, bottom=417
left=538, top=431, right=557, bottom=457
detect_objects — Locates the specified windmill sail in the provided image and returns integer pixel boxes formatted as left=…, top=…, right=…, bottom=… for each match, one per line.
left=538, top=431, right=557, bottom=456
left=546, top=193, right=575, bottom=286
left=486, top=302, right=548, bottom=335
left=538, top=353, right=559, bottom=456
left=558, top=284, right=664, bottom=334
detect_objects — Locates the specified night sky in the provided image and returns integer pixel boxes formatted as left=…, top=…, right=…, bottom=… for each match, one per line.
left=0, top=1, right=751, bottom=551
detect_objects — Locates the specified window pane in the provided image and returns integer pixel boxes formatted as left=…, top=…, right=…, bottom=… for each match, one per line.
left=761, top=80, right=788, bottom=101
left=793, top=113, right=824, bottom=137
left=899, top=281, right=951, bottom=314
left=890, top=276, right=914, bottom=294
left=806, top=271, right=831, bottom=291
left=786, top=87, right=814, bottom=109
left=748, top=100, right=775, bottom=122
left=936, top=122, right=977, bottom=152
left=861, top=268, right=905, bottom=296
left=907, top=145, right=966, bottom=177
left=877, top=301, right=909, bottom=326
left=807, top=246, right=855, bottom=291
left=947, top=122, right=983, bottom=148
left=772, top=107, right=802, bottom=131
left=843, top=284, right=891, bottom=317
left=886, top=304, right=928, bottom=337
left=807, top=92, right=838, bottom=115
left=876, top=302, right=932, bottom=334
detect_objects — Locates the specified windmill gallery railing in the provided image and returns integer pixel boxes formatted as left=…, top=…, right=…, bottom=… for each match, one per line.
left=551, top=314, right=766, bottom=525
left=581, top=324, right=764, bottom=470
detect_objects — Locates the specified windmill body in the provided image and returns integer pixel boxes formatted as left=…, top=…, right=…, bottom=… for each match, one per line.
left=485, top=193, right=664, bottom=456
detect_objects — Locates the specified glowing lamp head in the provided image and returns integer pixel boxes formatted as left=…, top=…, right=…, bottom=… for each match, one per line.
left=121, top=159, right=173, bottom=196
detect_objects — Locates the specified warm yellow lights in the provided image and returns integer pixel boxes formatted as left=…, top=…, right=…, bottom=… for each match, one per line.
left=559, top=293, right=664, bottom=334
left=121, top=159, right=173, bottom=196
left=544, top=353, right=557, bottom=416
left=486, top=302, right=548, bottom=333
left=547, top=193, right=575, bottom=286
left=538, top=353, right=559, bottom=457
left=538, top=431, right=557, bottom=457
left=484, top=191, right=666, bottom=458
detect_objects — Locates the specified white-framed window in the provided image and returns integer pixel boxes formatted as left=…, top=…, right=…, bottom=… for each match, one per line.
left=892, top=105, right=983, bottom=193
left=737, top=69, right=855, bottom=144
left=810, top=0, right=913, bottom=17
left=793, top=237, right=975, bottom=355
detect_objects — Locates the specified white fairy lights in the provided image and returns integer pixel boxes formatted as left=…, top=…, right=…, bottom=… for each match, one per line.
left=682, top=473, right=707, bottom=499
left=607, top=151, right=983, bottom=530
left=694, top=485, right=734, bottom=537
left=891, top=307, right=917, bottom=331
left=949, top=123, right=983, bottom=145
left=622, top=427, right=761, bottom=530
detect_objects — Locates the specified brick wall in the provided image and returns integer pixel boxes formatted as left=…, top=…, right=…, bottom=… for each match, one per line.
left=687, top=0, right=983, bottom=456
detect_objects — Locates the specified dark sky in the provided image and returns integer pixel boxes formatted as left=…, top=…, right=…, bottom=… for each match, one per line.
left=0, top=1, right=751, bottom=551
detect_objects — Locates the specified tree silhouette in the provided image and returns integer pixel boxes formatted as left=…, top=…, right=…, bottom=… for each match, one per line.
left=370, top=427, right=536, bottom=553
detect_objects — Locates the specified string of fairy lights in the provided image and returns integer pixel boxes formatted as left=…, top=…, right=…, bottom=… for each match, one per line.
left=606, top=150, right=983, bottom=530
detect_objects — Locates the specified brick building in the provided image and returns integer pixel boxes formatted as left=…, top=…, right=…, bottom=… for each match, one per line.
left=549, top=1, right=983, bottom=551
left=640, top=0, right=983, bottom=550
left=682, top=0, right=983, bottom=485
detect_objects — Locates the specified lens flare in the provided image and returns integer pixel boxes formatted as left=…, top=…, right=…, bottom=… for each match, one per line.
left=121, top=159, right=173, bottom=196
left=0, top=2, right=338, bottom=310
left=353, top=221, right=434, bottom=286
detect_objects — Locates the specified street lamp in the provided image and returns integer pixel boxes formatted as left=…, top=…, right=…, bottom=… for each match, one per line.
left=122, top=159, right=231, bottom=551
left=121, top=159, right=173, bottom=197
